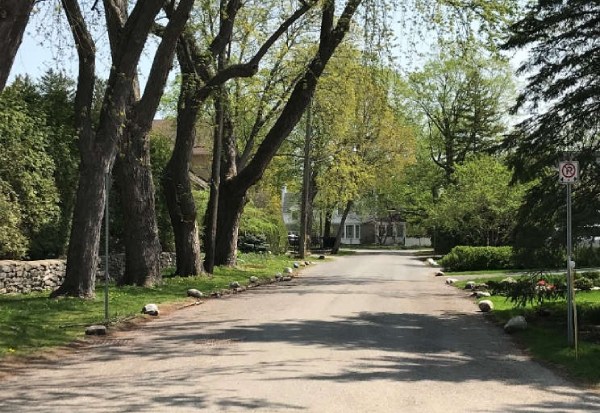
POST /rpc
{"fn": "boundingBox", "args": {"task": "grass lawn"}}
[0,253,306,359]
[454,276,600,384]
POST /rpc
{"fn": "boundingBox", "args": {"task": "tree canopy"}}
[404,41,514,181]
[430,155,528,248]
[503,0,600,261]
[504,0,600,179]
[0,87,60,259]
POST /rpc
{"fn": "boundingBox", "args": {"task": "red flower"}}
[537,280,547,286]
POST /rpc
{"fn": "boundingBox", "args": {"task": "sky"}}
[8,2,528,109]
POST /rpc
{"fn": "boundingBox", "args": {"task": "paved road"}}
[1,251,600,412]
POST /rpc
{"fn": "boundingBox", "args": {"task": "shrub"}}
[0,180,28,258]
[574,277,594,291]
[505,271,565,308]
[575,247,600,268]
[439,246,514,271]
[580,271,600,281]
[513,246,564,270]
[577,304,600,325]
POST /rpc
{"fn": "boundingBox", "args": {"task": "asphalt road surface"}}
[1,250,600,412]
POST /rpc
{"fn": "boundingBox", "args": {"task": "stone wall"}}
[0,253,177,295]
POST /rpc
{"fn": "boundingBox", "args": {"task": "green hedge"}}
[439,246,515,272]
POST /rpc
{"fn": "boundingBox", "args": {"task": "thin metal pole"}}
[104,173,110,324]
[566,182,574,346]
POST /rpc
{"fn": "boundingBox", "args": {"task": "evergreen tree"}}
[504,0,600,264]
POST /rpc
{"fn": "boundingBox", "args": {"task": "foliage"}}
[0,180,28,258]
[311,47,416,217]
[503,1,600,265]
[439,245,514,272]
[150,133,175,252]
[504,0,600,180]
[29,72,79,258]
[239,196,288,255]
[510,174,564,269]
[0,89,60,259]
[574,248,600,269]
[502,271,565,308]
[391,140,445,237]
[0,73,79,259]
[574,277,594,292]
[399,1,519,49]
[430,156,527,249]
[404,41,514,181]
[394,41,517,252]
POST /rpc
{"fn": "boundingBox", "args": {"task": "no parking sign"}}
[559,160,579,183]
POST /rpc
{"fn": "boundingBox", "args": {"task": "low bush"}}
[439,246,514,271]
[575,277,594,291]
[503,271,566,307]
[575,247,600,268]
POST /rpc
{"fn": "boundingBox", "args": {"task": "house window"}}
[387,225,394,236]
[355,225,360,239]
[345,225,354,239]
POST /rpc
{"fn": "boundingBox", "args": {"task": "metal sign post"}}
[104,173,110,325]
[559,160,578,348]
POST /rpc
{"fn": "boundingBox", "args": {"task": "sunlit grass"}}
[0,253,303,358]
[455,275,600,384]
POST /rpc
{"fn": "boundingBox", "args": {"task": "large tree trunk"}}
[109,0,195,285]
[209,100,240,266]
[53,157,110,297]
[54,0,177,297]
[203,86,226,273]
[324,210,332,238]
[213,180,246,266]
[164,0,316,268]
[306,174,318,248]
[163,73,203,276]
[50,0,97,298]
[114,128,161,286]
[332,200,353,254]
[0,0,34,91]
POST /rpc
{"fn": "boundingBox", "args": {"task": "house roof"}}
[152,119,213,182]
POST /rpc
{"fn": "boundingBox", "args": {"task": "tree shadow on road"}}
[2,310,599,412]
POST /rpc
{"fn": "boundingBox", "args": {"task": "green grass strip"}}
[455,275,600,384]
[0,253,303,358]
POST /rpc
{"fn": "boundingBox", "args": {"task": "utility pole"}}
[299,99,312,258]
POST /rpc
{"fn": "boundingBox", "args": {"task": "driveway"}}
[1,250,599,412]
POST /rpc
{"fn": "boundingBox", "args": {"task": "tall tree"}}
[405,42,514,182]
[210,0,363,265]
[430,155,527,247]
[504,0,600,177]
[0,0,35,92]
[3,72,80,258]
[301,49,415,251]
[503,0,600,264]
[105,0,195,287]
[163,0,314,275]
[52,0,193,297]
